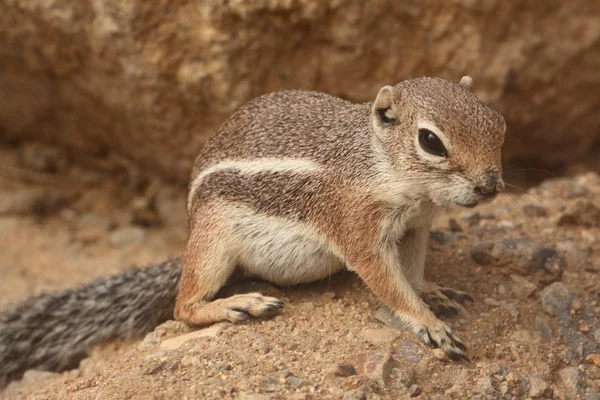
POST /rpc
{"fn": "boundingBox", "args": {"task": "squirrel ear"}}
[459,76,473,90]
[372,85,400,128]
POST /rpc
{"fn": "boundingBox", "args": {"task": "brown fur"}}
[178,76,505,360]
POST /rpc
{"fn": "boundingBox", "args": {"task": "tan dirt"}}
[1,141,599,399]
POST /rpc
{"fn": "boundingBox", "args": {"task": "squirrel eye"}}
[418,128,447,157]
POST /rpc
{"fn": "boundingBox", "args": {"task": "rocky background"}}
[1,0,600,399]
[1,0,600,182]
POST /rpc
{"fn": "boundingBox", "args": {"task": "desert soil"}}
[1,141,599,400]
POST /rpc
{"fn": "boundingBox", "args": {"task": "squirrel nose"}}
[474,171,503,199]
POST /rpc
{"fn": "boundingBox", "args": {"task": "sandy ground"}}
[1,141,600,400]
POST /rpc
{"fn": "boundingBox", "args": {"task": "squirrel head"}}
[371,76,506,209]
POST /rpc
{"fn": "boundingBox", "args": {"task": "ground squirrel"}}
[0,76,506,386]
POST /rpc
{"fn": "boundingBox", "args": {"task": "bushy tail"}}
[0,258,182,387]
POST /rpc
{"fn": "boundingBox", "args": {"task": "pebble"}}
[586,354,600,366]
[343,386,368,400]
[159,324,225,350]
[509,274,537,298]
[535,319,553,341]
[557,367,580,392]
[540,282,575,317]
[108,226,146,247]
[347,350,393,385]
[408,384,421,397]
[528,376,549,398]
[286,376,309,388]
[331,361,357,377]
[510,329,536,343]
[474,376,495,397]
[394,340,427,364]
[483,297,501,307]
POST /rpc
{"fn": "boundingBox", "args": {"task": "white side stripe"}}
[187,158,321,210]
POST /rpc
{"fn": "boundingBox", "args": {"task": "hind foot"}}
[176,292,284,326]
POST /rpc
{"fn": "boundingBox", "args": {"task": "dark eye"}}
[418,129,447,157]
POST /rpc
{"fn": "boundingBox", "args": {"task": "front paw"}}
[413,319,469,362]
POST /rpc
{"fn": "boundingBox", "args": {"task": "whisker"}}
[504,182,547,204]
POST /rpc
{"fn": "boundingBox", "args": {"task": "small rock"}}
[180,355,198,367]
[510,329,535,343]
[331,361,357,377]
[394,340,427,364]
[571,298,583,312]
[470,238,565,277]
[464,212,495,227]
[586,354,600,366]
[522,204,549,218]
[343,386,368,400]
[474,376,496,397]
[535,319,553,341]
[320,291,336,302]
[509,274,537,298]
[448,218,463,232]
[483,297,501,307]
[528,377,549,398]
[347,350,393,385]
[138,331,161,349]
[108,226,146,247]
[540,282,575,317]
[432,348,447,361]
[408,384,421,397]
[558,367,580,391]
[498,284,507,295]
[557,200,600,228]
[430,230,458,245]
[360,327,402,346]
[286,376,309,388]
[159,323,225,350]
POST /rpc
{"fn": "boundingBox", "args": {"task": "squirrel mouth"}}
[456,199,479,208]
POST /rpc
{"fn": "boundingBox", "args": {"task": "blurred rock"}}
[2,1,599,182]
[470,238,565,280]
[557,200,600,228]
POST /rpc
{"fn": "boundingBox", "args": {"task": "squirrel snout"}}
[474,171,504,200]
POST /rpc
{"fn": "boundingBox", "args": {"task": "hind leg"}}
[174,207,284,326]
